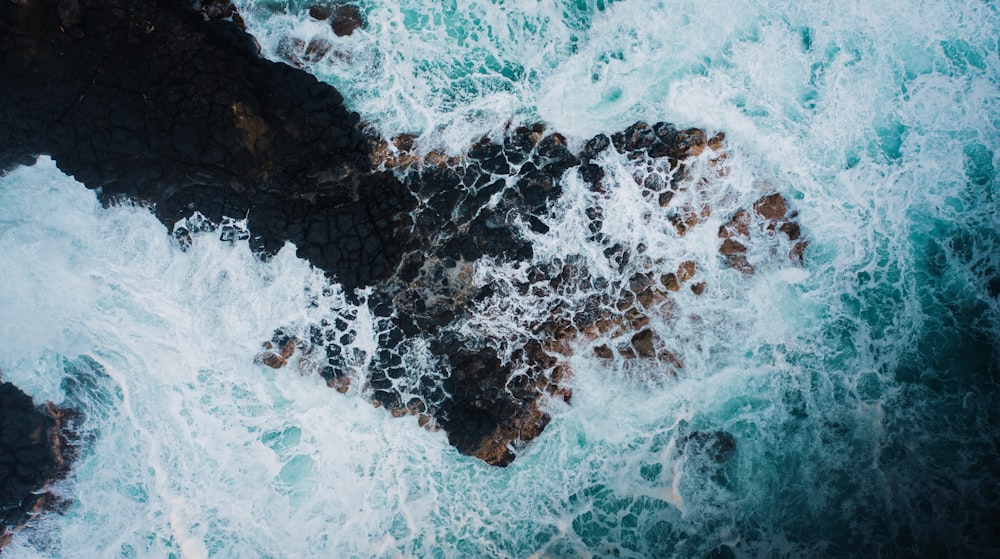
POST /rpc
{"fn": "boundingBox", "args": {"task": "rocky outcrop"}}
[0,378,78,547]
[2,0,806,467]
[259,119,795,465]
[0,0,412,289]
[718,193,806,273]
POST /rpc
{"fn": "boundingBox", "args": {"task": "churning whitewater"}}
[2,0,999,556]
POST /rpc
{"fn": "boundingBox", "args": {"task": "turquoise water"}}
[2,0,999,557]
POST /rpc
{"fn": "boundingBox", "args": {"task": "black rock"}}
[0,381,77,542]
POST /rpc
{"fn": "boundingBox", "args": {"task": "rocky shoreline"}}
[257,120,806,465]
[1,0,806,492]
[0,376,78,545]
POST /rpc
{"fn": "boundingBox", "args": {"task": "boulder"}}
[753,193,787,220]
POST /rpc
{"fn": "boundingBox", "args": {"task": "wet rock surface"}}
[0,0,409,290]
[0,378,78,547]
[264,119,802,465]
[718,193,806,273]
[2,0,807,467]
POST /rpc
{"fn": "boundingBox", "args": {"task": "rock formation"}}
[0,377,78,547]
[260,120,805,465]
[0,0,413,290]
[2,0,807,467]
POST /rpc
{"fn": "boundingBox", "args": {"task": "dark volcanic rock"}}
[0,0,412,290]
[1,0,801,469]
[307,3,365,36]
[330,4,364,36]
[0,380,77,546]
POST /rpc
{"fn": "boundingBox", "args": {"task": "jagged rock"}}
[1,0,412,290]
[198,0,244,29]
[779,221,801,240]
[790,240,809,261]
[256,333,299,369]
[0,379,78,547]
[330,4,364,36]
[594,344,614,359]
[1,0,801,467]
[435,341,562,467]
[661,273,681,292]
[304,39,332,62]
[658,190,674,207]
[630,329,657,358]
[671,206,701,236]
[718,193,806,273]
[677,261,697,282]
[719,209,751,239]
[307,3,365,36]
[753,193,787,220]
[720,238,747,256]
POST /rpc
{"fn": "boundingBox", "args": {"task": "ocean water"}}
[2,0,999,557]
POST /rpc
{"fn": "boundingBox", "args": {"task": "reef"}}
[1,0,806,467]
[0,376,78,547]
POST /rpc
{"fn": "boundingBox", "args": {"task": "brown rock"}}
[790,240,809,262]
[677,260,696,282]
[199,0,245,29]
[725,254,755,274]
[330,377,350,393]
[779,221,801,240]
[719,238,747,255]
[671,210,699,236]
[630,329,657,358]
[661,272,680,292]
[691,282,706,295]
[276,36,306,65]
[393,134,417,152]
[594,344,614,359]
[679,128,707,157]
[424,151,449,166]
[256,336,297,369]
[303,39,332,62]
[707,132,725,151]
[636,287,656,308]
[629,272,654,294]
[719,209,750,238]
[259,352,287,369]
[658,350,684,373]
[658,190,674,207]
[278,337,297,359]
[753,193,787,220]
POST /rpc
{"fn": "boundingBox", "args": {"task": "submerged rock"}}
[679,430,737,463]
[718,193,806,274]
